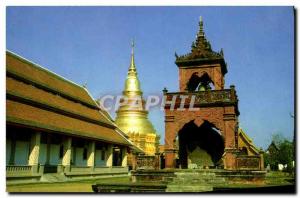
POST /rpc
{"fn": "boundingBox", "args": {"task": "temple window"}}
[186,72,214,91]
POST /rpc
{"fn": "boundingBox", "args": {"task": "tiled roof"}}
[238,128,260,155]
[6,51,132,146]
[7,51,96,107]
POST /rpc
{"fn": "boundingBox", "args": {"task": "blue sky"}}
[6,6,294,149]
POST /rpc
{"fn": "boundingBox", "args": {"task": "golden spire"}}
[115,41,159,155]
[124,40,142,95]
[129,40,135,71]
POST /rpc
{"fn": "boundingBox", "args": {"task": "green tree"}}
[264,133,295,173]
[278,140,294,173]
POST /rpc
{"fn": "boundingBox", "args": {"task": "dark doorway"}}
[178,120,224,169]
[112,147,122,166]
[160,155,165,169]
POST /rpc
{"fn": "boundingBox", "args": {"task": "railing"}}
[236,155,261,170]
[68,166,128,174]
[136,156,158,170]
[6,165,32,172]
[164,87,238,108]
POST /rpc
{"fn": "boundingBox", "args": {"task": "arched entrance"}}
[178,120,224,169]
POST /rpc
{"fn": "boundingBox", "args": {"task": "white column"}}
[106,145,113,167]
[62,137,72,166]
[122,147,128,167]
[87,141,95,167]
[28,132,41,166]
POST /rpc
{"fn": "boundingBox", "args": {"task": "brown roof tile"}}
[6,51,131,146]
[7,100,129,145]
[6,51,95,107]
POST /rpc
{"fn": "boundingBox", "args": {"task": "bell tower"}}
[163,17,240,170]
[176,16,227,92]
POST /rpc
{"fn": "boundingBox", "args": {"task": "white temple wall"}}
[49,144,60,165]
[38,143,47,165]
[95,149,106,166]
[15,141,29,165]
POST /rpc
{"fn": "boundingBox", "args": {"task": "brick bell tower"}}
[163,17,240,170]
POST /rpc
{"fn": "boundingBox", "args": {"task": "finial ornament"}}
[199,16,204,37]
[129,39,136,71]
[131,39,135,54]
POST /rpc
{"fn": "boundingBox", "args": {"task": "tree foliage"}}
[264,134,295,173]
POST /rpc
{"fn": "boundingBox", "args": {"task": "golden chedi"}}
[115,42,160,156]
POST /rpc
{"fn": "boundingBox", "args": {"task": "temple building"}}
[238,128,261,156]
[162,17,264,170]
[6,51,134,182]
[115,43,160,156]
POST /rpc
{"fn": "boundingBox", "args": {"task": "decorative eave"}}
[175,17,228,75]
[238,128,260,155]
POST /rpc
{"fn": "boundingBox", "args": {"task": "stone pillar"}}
[165,149,176,169]
[164,115,176,169]
[121,147,128,167]
[259,150,265,170]
[223,113,237,149]
[87,141,95,167]
[223,149,238,170]
[155,152,160,170]
[223,110,238,170]
[62,137,72,172]
[106,144,113,167]
[28,132,41,173]
[131,152,137,170]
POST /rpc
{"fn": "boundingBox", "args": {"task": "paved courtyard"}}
[6,172,294,193]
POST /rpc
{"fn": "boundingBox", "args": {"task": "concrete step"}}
[171,180,225,185]
[40,173,68,183]
[166,184,213,192]
[168,169,227,190]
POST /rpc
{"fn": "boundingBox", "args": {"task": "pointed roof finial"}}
[124,40,142,94]
[129,39,136,71]
[131,39,135,55]
[199,16,204,37]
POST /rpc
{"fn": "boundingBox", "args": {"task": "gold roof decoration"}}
[124,40,142,95]
[238,128,260,155]
[175,16,227,74]
[115,41,157,136]
[115,41,159,155]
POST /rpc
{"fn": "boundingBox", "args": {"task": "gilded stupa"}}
[115,42,160,156]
